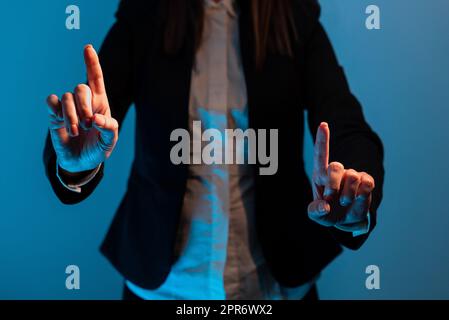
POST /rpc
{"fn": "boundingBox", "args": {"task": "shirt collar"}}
[204,0,237,17]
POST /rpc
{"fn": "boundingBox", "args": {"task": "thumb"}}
[307,199,334,227]
[92,113,119,154]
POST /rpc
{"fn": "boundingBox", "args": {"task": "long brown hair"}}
[163,0,297,68]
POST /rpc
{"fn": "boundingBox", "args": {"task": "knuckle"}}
[328,161,344,173]
[74,84,88,95]
[110,118,119,130]
[345,169,361,184]
[61,92,73,102]
[346,168,358,176]
[361,174,375,189]
[366,180,375,190]
[47,94,57,103]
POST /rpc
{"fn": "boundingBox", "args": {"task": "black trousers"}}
[122,284,319,301]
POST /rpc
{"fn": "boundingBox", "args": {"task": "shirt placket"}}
[207,4,231,296]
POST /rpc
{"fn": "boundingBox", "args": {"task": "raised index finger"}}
[84,44,106,95]
[313,122,330,177]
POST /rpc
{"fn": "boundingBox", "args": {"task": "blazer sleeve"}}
[301,0,385,249]
[43,0,135,205]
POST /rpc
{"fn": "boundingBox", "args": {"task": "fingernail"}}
[356,194,367,201]
[340,196,352,207]
[318,202,328,214]
[323,189,335,201]
[92,114,99,126]
[85,118,92,129]
[71,124,79,137]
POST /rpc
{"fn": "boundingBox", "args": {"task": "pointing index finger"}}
[313,122,330,178]
[84,44,106,95]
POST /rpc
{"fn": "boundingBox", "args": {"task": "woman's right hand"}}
[46,45,119,175]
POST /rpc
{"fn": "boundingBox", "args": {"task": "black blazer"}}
[44,0,384,289]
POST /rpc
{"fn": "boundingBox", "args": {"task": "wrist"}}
[58,166,98,184]
[56,163,103,193]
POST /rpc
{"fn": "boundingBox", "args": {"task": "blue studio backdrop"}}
[1,0,449,299]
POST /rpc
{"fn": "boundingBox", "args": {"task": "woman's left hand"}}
[307,122,375,233]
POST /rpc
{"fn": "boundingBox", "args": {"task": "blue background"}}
[1,0,448,299]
